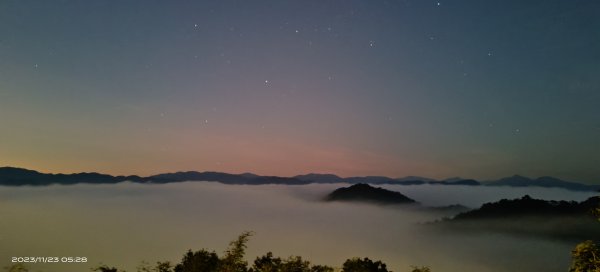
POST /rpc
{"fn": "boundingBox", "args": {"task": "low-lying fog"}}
[0,182,596,272]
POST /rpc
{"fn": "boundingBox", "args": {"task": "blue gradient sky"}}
[1,1,599,182]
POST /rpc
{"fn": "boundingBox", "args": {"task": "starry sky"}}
[1,1,599,183]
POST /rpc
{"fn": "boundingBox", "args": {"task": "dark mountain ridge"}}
[435,195,600,241]
[0,167,144,185]
[452,195,600,220]
[325,183,417,205]
[0,167,598,191]
[0,167,311,186]
[484,174,599,191]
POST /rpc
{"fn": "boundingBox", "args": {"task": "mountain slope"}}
[435,195,600,241]
[0,167,138,185]
[325,183,417,205]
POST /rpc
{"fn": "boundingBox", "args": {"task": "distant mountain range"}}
[0,167,598,191]
[293,173,488,186]
[483,174,599,191]
[0,167,308,186]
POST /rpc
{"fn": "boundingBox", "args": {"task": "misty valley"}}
[1,181,597,272]
[4,0,599,271]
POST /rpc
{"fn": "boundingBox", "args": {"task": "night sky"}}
[1,1,599,183]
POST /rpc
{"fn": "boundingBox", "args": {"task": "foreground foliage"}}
[569,204,600,272]
[86,231,429,272]
[342,257,389,272]
[570,240,600,272]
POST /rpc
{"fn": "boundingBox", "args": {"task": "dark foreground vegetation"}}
[87,214,599,272]
[88,232,430,272]
[5,228,600,272]
[4,232,430,272]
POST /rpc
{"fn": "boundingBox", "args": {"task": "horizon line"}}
[0,165,586,183]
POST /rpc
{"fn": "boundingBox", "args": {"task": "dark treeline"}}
[5,231,600,272]
[90,230,599,272]
[89,232,430,272]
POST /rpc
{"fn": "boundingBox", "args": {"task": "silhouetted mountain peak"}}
[326,183,416,205]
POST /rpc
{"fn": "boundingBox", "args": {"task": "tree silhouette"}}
[174,249,220,272]
[220,231,253,272]
[342,257,389,272]
[137,261,174,272]
[250,252,282,272]
[155,262,174,272]
[172,231,253,272]
[250,252,334,272]
[570,240,600,272]
[569,240,600,272]
[280,256,311,272]
[569,200,600,271]
[309,265,335,272]
[86,232,428,272]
